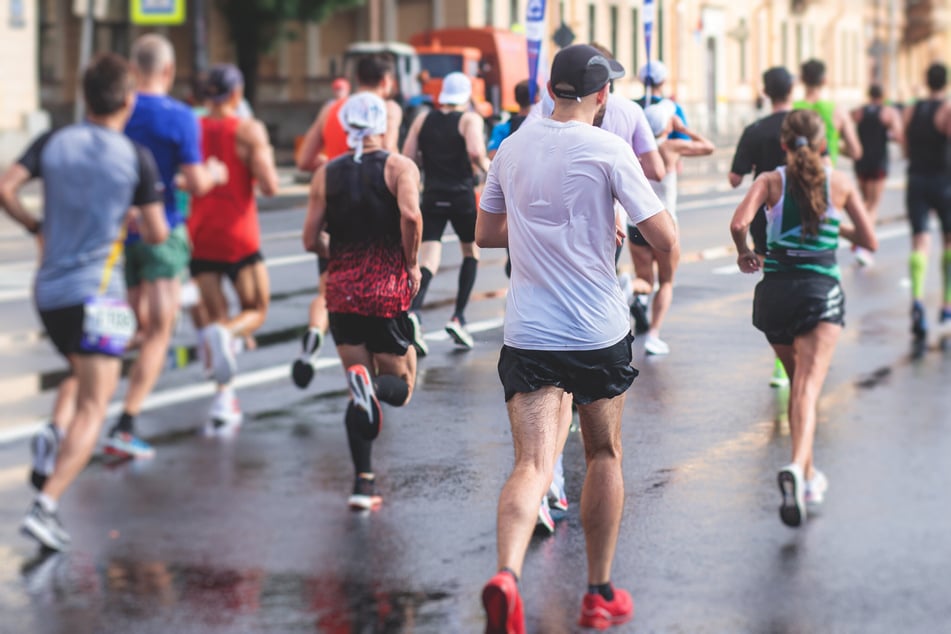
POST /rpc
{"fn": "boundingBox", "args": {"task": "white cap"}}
[638,60,669,86]
[644,99,676,137]
[438,72,472,106]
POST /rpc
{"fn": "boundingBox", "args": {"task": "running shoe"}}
[535,496,555,535]
[578,586,634,629]
[853,246,874,267]
[770,358,789,388]
[21,501,71,552]
[291,328,324,389]
[643,334,670,356]
[630,295,650,335]
[548,479,569,513]
[103,431,156,459]
[203,389,243,437]
[805,468,828,509]
[348,476,383,511]
[30,423,60,491]
[911,300,928,342]
[207,324,237,384]
[407,312,429,357]
[778,463,806,527]
[445,316,474,349]
[482,571,524,634]
[347,365,382,440]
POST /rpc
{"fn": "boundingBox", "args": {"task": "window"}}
[609,5,618,57]
[510,0,519,27]
[588,3,596,43]
[631,8,640,73]
[485,0,494,26]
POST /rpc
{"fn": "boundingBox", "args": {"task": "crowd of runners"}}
[1,32,950,632]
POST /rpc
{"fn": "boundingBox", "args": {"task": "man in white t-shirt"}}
[476,44,676,632]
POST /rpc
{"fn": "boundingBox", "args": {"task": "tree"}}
[218,0,365,104]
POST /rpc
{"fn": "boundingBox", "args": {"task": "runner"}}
[729,109,877,527]
[635,60,689,140]
[292,55,402,387]
[401,71,491,350]
[105,34,222,458]
[301,92,422,511]
[188,64,279,434]
[729,66,796,387]
[850,84,903,267]
[793,58,862,166]
[488,80,537,160]
[628,100,714,355]
[902,62,951,342]
[476,44,676,631]
[0,53,168,550]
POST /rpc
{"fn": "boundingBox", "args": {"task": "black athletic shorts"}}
[39,304,96,358]
[626,224,649,248]
[753,273,845,345]
[422,190,477,243]
[190,251,264,282]
[329,312,414,355]
[497,333,638,404]
[906,173,951,235]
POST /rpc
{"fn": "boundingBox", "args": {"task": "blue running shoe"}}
[103,432,155,459]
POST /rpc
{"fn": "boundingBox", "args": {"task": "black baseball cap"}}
[550,44,625,100]
[204,64,244,103]
[762,66,793,100]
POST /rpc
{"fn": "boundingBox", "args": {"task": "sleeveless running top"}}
[321,98,351,162]
[189,116,259,262]
[418,110,475,194]
[794,99,840,166]
[854,105,888,173]
[907,100,948,176]
[509,114,527,134]
[324,150,411,317]
[764,166,841,280]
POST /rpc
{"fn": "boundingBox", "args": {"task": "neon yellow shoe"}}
[770,357,789,388]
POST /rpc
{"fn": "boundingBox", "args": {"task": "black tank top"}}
[855,105,888,172]
[907,100,948,175]
[325,150,401,249]
[418,110,475,194]
[509,114,527,134]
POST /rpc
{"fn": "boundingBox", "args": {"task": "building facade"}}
[1,0,44,164]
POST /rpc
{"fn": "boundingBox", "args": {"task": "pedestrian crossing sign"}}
[130,0,185,25]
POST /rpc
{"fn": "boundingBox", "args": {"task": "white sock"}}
[37,493,57,513]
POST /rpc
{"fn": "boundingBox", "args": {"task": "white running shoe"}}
[536,496,555,535]
[203,389,243,436]
[445,316,474,349]
[206,324,237,385]
[644,334,670,356]
[805,469,828,509]
[407,312,429,357]
[853,247,874,267]
[778,463,806,527]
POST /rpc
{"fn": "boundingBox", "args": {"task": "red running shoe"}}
[578,586,634,630]
[482,571,524,634]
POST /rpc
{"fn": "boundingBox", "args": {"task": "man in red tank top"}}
[291,56,403,389]
[187,64,280,434]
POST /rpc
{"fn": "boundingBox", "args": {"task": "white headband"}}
[338,92,388,163]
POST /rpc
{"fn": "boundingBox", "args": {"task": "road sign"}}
[130,0,186,25]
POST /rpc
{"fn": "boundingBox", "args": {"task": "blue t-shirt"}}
[124,93,202,235]
[488,120,512,151]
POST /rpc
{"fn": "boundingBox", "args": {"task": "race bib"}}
[80,296,136,356]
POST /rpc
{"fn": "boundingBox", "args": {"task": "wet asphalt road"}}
[1,183,951,633]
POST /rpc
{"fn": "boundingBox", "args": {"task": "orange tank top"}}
[189,116,260,262]
[322,98,350,161]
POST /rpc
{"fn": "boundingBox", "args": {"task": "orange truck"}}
[409,28,528,118]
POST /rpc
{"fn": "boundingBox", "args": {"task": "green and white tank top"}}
[764,166,841,280]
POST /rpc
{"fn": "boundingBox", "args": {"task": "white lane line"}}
[677,194,744,213]
[0,316,505,446]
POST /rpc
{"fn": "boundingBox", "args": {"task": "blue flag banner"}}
[526,0,547,103]
[643,0,655,99]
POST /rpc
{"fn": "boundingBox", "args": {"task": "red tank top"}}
[189,116,260,262]
[322,98,350,161]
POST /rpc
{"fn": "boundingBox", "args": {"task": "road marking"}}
[0,316,505,447]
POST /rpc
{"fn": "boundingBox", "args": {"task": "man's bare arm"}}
[836,106,863,161]
[0,165,42,234]
[297,101,333,172]
[400,111,428,166]
[638,149,666,182]
[241,119,279,196]
[462,112,491,175]
[303,167,329,257]
[384,101,403,153]
[476,209,508,248]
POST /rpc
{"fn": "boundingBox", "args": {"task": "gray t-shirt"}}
[18,122,162,311]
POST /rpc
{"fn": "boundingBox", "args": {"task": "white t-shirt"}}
[529,93,657,157]
[481,118,665,350]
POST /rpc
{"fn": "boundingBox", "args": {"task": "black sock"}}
[374,375,409,406]
[500,567,519,584]
[454,257,478,320]
[344,403,373,473]
[114,412,135,435]
[410,267,434,312]
[588,583,614,601]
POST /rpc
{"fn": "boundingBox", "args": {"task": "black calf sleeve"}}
[410,267,434,312]
[454,256,478,320]
[345,402,373,474]
[374,375,409,406]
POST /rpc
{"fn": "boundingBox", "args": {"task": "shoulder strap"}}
[98,225,127,295]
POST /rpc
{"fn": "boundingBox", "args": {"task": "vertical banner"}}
[643,0,655,101]
[525,0,547,103]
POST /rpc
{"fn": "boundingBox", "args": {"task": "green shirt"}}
[793,98,840,166]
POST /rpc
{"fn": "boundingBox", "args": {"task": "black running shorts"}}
[190,251,264,282]
[626,224,649,248]
[497,333,638,404]
[422,190,477,243]
[906,173,951,236]
[329,312,414,355]
[38,304,96,358]
[753,273,845,345]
